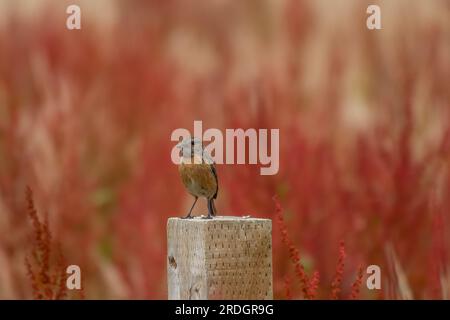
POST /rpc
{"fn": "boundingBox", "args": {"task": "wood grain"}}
[167,216,273,300]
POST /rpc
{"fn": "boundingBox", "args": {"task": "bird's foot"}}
[181,214,194,219]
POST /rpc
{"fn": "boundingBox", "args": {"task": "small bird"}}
[177,137,218,219]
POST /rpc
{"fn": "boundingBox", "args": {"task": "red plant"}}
[24,186,68,300]
[0,1,448,300]
[308,271,320,299]
[349,265,364,300]
[275,197,365,300]
[274,195,314,299]
[330,241,346,300]
[283,275,292,300]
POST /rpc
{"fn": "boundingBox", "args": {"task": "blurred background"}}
[0,0,449,299]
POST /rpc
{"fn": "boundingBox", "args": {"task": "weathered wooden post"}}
[167,216,272,300]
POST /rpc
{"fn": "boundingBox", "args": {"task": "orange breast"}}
[179,156,217,199]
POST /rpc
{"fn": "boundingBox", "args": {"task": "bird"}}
[176,137,218,219]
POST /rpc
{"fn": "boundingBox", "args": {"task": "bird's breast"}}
[179,159,217,198]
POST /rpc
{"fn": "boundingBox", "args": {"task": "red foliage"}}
[275,197,363,299]
[283,275,292,300]
[24,187,68,300]
[0,1,448,299]
[308,271,320,299]
[330,241,346,300]
[349,265,364,300]
[274,195,313,299]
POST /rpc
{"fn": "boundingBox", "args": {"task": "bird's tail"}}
[208,199,217,216]
[210,198,217,216]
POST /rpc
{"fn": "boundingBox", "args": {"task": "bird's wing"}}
[210,163,218,199]
[202,149,218,199]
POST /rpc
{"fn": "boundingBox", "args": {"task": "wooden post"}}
[167,216,272,300]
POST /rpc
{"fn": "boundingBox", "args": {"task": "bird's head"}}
[176,137,203,157]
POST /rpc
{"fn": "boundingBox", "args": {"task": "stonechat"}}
[176,137,218,219]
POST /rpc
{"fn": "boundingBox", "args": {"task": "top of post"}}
[168,215,271,223]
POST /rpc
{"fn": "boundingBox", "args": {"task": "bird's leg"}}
[182,196,198,219]
[204,198,214,219]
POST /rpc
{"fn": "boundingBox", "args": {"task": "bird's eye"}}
[191,141,195,145]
